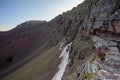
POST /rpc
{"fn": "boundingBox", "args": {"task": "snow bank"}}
[52,42,72,80]
[59,42,64,51]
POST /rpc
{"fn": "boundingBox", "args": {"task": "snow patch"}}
[52,42,72,80]
[59,42,64,51]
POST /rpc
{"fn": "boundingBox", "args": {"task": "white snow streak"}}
[52,42,72,80]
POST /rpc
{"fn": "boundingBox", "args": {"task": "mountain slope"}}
[0,20,61,78]
[2,45,60,80]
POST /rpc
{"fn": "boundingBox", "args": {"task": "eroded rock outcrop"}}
[55,0,120,80]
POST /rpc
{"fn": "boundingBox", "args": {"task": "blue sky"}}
[0,0,84,31]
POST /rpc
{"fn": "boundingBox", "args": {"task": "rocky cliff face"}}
[52,0,120,80]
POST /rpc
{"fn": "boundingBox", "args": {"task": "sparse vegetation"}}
[84,73,93,80]
[90,55,98,63]
[6,56,13,63]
